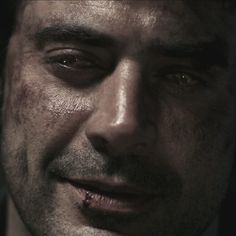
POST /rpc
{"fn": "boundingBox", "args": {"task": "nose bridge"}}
[109,58,141,129]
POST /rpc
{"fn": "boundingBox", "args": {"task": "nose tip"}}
[85,105,144,155]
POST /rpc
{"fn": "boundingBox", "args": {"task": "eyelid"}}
[45,47,99,60]
[157,65,209,82]
[44,48,102,68]
[42,48,109,88]
[148,64,211,93]
[157,64,201,74]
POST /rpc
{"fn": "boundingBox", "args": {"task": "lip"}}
[66,178,158,215]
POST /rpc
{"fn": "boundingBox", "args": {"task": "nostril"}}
[89,135,108,153]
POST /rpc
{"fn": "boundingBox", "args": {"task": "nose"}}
[85,58,155,156]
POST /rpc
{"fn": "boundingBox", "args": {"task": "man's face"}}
[2,1,236,236]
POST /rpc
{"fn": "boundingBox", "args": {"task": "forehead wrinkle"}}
[17,0,227,31]
[20,1,124,36]
[19,0,227,52]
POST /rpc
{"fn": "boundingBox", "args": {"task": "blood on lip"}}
[67,180,158,213]
[83,191,93,207]
[77,185,154,213]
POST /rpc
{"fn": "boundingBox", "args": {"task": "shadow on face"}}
[1,1,236,236]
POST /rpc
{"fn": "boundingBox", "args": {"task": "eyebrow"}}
[33,25,117,49]
[32,24,228,68]
[150,37,229,68]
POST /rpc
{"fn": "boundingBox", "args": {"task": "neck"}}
[6,198,31,236]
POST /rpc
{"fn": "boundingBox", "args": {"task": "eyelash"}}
[163,71,205,86]
[148,67,209,96]
[45,49,100,69]
[44,48,107,87]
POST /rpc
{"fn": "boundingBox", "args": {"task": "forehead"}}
[19,0,225,46]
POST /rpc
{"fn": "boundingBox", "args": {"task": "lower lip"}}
[68,183,156,215]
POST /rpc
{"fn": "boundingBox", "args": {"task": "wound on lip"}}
[83,192,93,207]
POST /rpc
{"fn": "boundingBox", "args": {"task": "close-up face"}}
[1,0,236,236]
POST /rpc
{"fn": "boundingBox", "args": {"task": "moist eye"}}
[44,47,102,71]
[164,72,200,87]
[47,54,97,69]
[44,49,107,87]
[148,67,210,98]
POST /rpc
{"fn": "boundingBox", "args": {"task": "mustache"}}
[45,144,182,197]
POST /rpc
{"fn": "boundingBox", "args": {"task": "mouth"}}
[66,178,158,215]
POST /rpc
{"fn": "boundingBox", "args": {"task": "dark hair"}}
[0,0,21,70]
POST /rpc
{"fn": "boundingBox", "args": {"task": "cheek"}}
[2,65,95,181]
[155,96,235,180]
[153,97,235,224]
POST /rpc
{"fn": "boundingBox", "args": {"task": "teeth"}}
[83,192,92,207]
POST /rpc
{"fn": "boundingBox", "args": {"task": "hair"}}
[0,0,21,70]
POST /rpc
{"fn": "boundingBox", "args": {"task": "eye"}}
[149,67,209,97]
[44,49,107,87]
[164,72,200,87]
[46,49,99,70]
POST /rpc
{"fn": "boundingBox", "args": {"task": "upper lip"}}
[67,178,157,197]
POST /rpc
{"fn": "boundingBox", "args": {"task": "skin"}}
[1,0,236,235]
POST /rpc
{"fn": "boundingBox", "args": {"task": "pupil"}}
[63,56,76,65]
